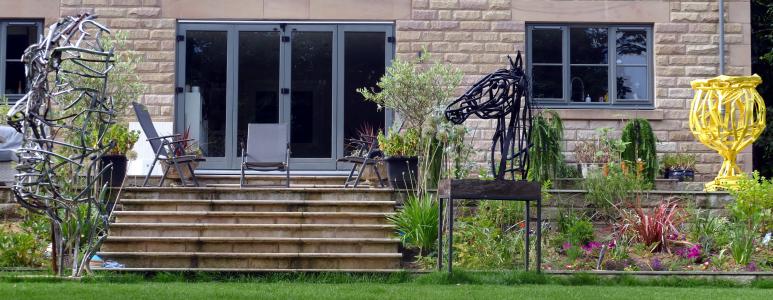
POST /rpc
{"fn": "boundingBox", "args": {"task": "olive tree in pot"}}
[358,50,462,193]
[377,128,419,189]
[96,124,139,187]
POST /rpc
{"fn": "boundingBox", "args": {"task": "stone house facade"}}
[0,0,754,179]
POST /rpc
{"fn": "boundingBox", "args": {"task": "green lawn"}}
[1,281,772,300]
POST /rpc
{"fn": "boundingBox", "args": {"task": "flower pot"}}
[100,154,128,187]
[361,160,387,185]
[163,161,199,181]
[384,156,418,189]
[666,168,694,182]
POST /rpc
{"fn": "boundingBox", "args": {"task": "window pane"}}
[532,65,562,99]
[291,31,333,158]
[570,66,608,102]
[616,66,648,100]
[4,62,25,94]
[185,31,228,158]
[344,31,385,150]
[616,30,647,65]
[5,25,37,60]
[532,28,562,64]
[237,31,280,154]
[570,27,608,64]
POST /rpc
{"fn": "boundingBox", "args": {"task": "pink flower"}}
[563,242,572,250]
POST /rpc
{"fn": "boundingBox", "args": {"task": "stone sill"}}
[545,109,665,121]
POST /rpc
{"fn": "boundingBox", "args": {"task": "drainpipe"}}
[719,0,725,74]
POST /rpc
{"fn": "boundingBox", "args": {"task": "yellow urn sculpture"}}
[689,74,766,191]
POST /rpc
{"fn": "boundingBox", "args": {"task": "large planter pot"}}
[361,160,387,185]
[384,156,418,189]
[100,154,128,187]
[163,161,199,181]
[665,168,694,182]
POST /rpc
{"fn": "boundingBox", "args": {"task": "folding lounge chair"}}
[240,123,291,187]
[337,134,385,188]
[132,102,204,187]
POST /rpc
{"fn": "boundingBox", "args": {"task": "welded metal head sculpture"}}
[7,14,116,276]
[445,52,533,180]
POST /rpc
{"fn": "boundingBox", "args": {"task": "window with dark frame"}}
[1,21,42,102]
[527,24,653,108]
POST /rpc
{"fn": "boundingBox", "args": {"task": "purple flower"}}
[581,241,603,253]
[746,262,758,272]
[651,258,662,271]
[608,240,617,249]
[563,242,572,251]
[686,244,701,259]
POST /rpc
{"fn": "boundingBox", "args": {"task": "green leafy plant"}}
[727,171,773,231]
[556,210,595,261]
[583,164,648,214]
[0,96,9,125]
[453,219,524,269]
[97,124,140,156]
[0,212,50,268]
[528,110,564,184]
[687,208,730,253]
[377,128,419,157]
[621,118,657,184]
[729,223,756,266]
[388,194,439,256]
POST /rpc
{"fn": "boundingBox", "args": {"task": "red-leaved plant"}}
[620,197,685,252]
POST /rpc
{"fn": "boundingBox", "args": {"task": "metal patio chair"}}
[337,134,385,188]
[132,102,204,187]
[240,123,291,187]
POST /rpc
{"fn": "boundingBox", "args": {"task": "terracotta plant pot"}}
[163,161,199,181]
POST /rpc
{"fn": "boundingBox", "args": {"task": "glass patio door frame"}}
[175,22,394,170]
[335,24,395,170]
[284,24,338,170]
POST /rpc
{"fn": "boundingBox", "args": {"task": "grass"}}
[0,271,771,300]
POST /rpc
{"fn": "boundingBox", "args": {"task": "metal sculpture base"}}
[436,179,542,273]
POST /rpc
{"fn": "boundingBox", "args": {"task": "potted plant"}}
[661,154,696,182]
[378,128,419,189]
[164,126,203,180]
[575,140,601,178]
[98,124,140,187]
[358,49,462,194]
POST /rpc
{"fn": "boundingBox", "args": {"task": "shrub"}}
[0,213,50,268]
[727,171,773,231]
[389,194,439,255]
[453,219,524,269]
[621,118,657,184]
[528,110,564,184]
[557,210,595,246]
[687,208,730,253]
[583,165,648,215]
[621,199,684,252]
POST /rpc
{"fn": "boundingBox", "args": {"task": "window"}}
[0,21,42,102]
[527,24,653,108]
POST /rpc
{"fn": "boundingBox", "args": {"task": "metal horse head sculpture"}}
[445,52,533,181]
[7,14,116,276]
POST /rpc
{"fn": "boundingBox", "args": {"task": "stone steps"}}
[95,251,402,269]
[125,175,366,188]
[99,186,403,272]
[101,237,400,253]
[113,211,394,224]
[119,199,397,213]
[109,223,396,238]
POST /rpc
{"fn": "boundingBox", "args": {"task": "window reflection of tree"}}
[571,28,608,63]
[616,31,647,57]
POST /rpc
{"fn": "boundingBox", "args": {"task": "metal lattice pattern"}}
[689,74,767,191]
[7,14,116,276]
[444,52,533,181]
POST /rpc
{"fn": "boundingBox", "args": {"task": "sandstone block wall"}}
[0,0,754,179]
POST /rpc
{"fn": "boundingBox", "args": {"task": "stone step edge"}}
[93,267,404,272]
[109,223,396,229]
[113,211,395,217]
[119,199,397,205]
[122,187,396,193]
[97,252,402,258]
[105,237,400,243]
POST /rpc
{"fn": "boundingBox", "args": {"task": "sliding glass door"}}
[176,22,393,170]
